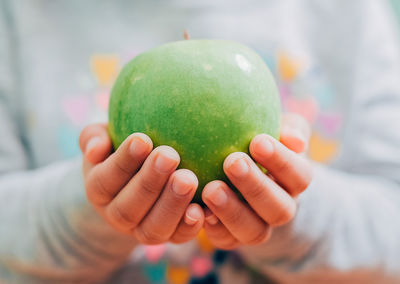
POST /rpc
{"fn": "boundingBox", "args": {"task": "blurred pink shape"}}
[95,91,110,111]
[190,256,212,278]
[279,84,291,102]
[145,244,166,263]
[285,96,319,124]
[62,96,90,126]
[121,50,141,64]
[319,112,343,135]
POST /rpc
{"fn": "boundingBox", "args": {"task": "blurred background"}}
[392,0,400,24]
[0,1,399,284]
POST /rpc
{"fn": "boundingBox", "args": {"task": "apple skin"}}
[108,39,281,203]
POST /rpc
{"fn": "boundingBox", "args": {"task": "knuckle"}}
[245,225,271,245]
[108,203,137,227]
[274,156,292,174]
[86,171,113,206]
[297,176,311,194]
[139,177,162,196]
[161,201,184,217]
[222,207,243,227]
[112,156,132,177]
[298,161,313,193]
[170,227,197,244]
[270,202,296,226]
[247,177,268,201]
[205,223,229,239]
[135,227,167,245]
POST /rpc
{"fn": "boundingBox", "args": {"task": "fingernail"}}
[289,129,306,145]
[129,137,148,156]
[155,151,178,173]
[282,124,306,140]
[172,177,192,196]
[254,135,274,157]
[227,156,249,178]
[205,214,219,225]
[205,186,227,207]
[285,129,306,152]
[185,210,199,225]
[85,137,101,155]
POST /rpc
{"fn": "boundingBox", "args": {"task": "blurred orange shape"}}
[197,229,214,253]
[167,266,190,284]
[309,132,339,163]
[278,52,300,81]
[90,54,120,86]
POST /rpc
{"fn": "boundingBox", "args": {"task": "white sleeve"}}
[238,0,400,282]
[0,5,136,284]
[0,160,136,284]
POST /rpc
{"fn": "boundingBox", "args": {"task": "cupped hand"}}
[79,124,204,245]
[202,113,313,249]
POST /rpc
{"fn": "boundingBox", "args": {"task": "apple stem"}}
[184,30,190,40]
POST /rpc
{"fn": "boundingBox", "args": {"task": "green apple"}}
[108,39,281,202]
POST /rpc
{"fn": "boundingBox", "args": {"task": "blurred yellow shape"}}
[167,266,190,284]
[278,52,300,81]
[90,54,120,86]
[197,228,214,253]
[309,132,339,163]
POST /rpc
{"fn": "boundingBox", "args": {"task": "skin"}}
[79,113,312,248]
[202,113,312,249]
[79,126,205,245]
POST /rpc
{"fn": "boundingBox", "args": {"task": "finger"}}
[79,123,112,165]
[105,146,180,232]
[280,113,311,153]
[203,209,240,250]
[135,169,198,244]
[249,134,312,196]
[223,153,297,226]
[85,133,153,206]
[202,181,271,244]
[170,204,204,244]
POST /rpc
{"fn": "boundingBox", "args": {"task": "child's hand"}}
[202,114,312,249]
[79,124,204,245]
